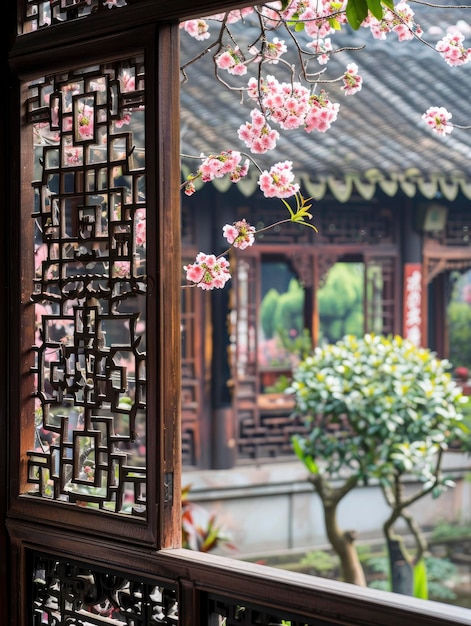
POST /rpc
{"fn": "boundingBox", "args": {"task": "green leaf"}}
[366,0,383,20]
[346,0,369,30]
[413,559,428,599]
[382,0,395,9]
[292,436,319,473]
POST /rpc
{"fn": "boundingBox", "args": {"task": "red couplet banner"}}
[403,263,422,347]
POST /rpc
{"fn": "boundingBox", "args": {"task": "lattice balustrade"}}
[26,57,148,515]
[20,0,136,33]
[32,554,178,625]
[207,594,328,626]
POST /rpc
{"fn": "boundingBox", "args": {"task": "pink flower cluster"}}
[258,161,300,199]
[305,90,340,133]
[282,0,347,39]
[184,253,231,290]
[422,106,453,136]
[180,19,210,41]
[206,8,254,24]
[365,2,422,42]
[436,32,471,67]
[77,105,94,140]
[199,151,249,182]
[120,71,136,93]
[246,76,339,136]
[222,219,255,250]
[113,261,131,278]
[135,209,146,247]
[184,151,250,195]
[180,8,254,41]
[238,109,280,154]
[264,37,287,64]
[342,63,363,96]
[306,37,333,65]
[216,47,247,76]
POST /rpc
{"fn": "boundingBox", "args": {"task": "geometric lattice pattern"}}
[208,594,323,626]
[20,0,129,34]
[26,57,148,515]
[32,554,179,625]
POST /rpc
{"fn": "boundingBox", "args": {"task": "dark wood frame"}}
[2,1,471,624]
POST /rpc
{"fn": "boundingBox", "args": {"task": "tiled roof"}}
[180,2,471,200]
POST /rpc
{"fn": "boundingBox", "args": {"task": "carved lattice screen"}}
[25,57,148,516]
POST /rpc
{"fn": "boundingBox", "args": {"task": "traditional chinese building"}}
[179,8,471,471]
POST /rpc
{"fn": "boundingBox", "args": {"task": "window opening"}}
[318,262,364,345]
[259,257,308,393]
[447,269,471,372]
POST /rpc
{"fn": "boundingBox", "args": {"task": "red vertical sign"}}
[403,263,422,346]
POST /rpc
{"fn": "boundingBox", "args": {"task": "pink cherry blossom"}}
[103,0,126,8]
[77,104,94,140]
[222,219,255,250]
[113,261,131,278]
[306,37,333,65]
[258,161,300,199]
[120,71,135,92]
[216,47,247,76]
[297,1,347,40]
[184,181,196,196]
[135,219,146,247]
[305,90,339,133]
[180,19,210,41]
[422,106,453,135]
[364,2,422,42]
[208,8,254,24]
[436,32,471,66]
[184,253,231,290]
[115,113,131,128]
[245,76,339,136]
[342,63,363,96]
[238,109,280,153]
[264,37,287,64]
[198,151,250,182]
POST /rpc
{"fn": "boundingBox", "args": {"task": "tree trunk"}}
[309,474,366,586]
[323,501,367,586]
[387,538,413,596]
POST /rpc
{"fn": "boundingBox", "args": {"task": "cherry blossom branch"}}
[182,192,316,290]
[179,2,471,291]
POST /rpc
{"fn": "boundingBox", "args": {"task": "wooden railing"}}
[14,515,471,626]
[163,549,471,626]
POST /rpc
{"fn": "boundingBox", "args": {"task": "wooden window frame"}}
[2,2,471,624]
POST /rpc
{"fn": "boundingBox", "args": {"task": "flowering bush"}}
[289,333,469,591]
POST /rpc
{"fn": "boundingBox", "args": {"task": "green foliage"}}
[182,485,235,553]
[264,374,292,394]
[363,551,456,601]
[260,278,304,339]
[276,327,312,360]
[300,550,339,575]
[318,263,364,344]
[272,279,305,337]
[413,558,428,600]
[425,556,458,601]
[345,0,393,29]
[448,301,471,370]
[430,520,471,542]
[260,288,280,339]
[289,334,468,487]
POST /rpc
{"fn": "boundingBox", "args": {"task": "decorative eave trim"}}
[180,163,471,202]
